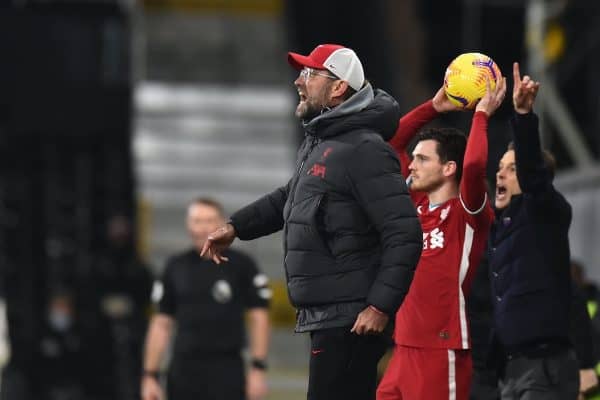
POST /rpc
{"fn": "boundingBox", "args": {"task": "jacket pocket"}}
[288,193,323,225]
[286,193,332,256]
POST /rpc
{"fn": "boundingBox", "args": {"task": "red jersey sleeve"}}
[459,111,489,214]
[390,100,439,178]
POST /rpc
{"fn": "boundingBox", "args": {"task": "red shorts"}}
[377,345,472,400]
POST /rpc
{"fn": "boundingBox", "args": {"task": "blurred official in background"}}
[141,198,270,400]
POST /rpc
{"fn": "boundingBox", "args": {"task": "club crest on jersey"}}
[440,205,451,221]
[320,147,333,161]
[308,163,326,179]
[423,228,445,250]
[212,280,233,303]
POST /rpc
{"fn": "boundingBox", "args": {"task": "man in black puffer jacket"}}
[202,44,422,400]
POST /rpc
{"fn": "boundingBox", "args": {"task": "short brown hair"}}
[507,142,556,180]
[190,197,225,216]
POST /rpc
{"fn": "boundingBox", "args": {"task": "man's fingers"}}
[200,239,211,257]
[215,255,229,264]
[350,319,358,333]
[531,81,540,90]
[515,84,524,97]
[491,76,501,98]
[496,77,507,103]
[485,76,492,95]
[513,62,521,88]
[513,62,520,82]
[525,80,535,90]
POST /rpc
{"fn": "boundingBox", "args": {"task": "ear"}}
[442,161,457,178]
[329,80,350,100]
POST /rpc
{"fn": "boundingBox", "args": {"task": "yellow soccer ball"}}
[444,52,501,109]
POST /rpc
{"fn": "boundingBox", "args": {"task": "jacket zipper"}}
[283,136,320,302]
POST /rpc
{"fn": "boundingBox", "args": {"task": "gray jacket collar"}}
[302,83,375,133]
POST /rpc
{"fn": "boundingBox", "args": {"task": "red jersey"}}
[390,101,494,350]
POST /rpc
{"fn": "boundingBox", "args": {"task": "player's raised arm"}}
[460,76,506,212]
[390,86,464,179]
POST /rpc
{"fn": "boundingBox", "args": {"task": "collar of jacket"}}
[301,83,400,141]
[302,83,374,132]
[494,193,524,220]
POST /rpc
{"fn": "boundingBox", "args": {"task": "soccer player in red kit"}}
[377,77,506,400]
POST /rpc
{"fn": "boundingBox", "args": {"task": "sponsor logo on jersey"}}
[423,228,445,250]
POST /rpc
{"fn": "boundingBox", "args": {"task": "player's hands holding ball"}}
[475,74,507,117]
[432,85,464,113]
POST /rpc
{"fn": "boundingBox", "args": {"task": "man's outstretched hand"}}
[200,224,236,264]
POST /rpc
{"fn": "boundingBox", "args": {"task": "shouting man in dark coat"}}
[202,44,422,400]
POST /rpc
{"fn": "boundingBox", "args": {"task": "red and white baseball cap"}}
[288,44,365,91]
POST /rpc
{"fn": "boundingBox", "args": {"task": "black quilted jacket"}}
[231,84,422,332]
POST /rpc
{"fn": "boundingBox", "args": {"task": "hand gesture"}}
[475,75,507,117]
[141,376,163,400]
[512,62,540,114]
[432,86,463,113]
[350,306,389,335]
[200,224,236,264]
[246,369,268,400]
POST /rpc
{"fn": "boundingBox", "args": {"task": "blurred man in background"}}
[35,288,85,400]
[488,63,579,399]
[202,44,422,400]
[1,286,86,400]
[141,198,270,400]
[79,215,154,400]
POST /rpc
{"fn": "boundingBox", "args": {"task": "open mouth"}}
[496,184,507,200]
[298,92,307,102]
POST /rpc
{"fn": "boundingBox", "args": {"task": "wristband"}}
[250,358,268,371]
[226,220,237,232]
[143,370,160,380]
[368,305,386,316]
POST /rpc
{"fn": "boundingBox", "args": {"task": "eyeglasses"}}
[299,67,338,81]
